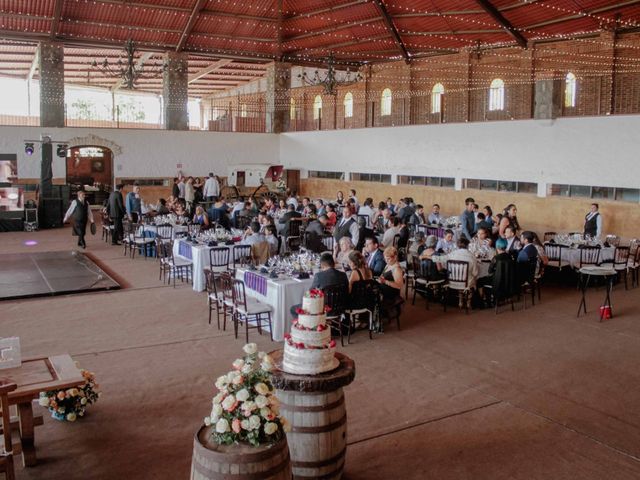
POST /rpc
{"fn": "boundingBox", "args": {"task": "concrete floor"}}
[2,226,640,480]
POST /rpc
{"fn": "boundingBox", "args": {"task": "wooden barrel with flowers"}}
[269,350,356,480]
[190,425,292,480]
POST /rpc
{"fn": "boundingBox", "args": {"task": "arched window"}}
[381,88,392,116]
[240,103,247,118]
[431,83,444,114]
[290,97,296,120]
[313,95,322,120]
[343,92,353,118]
[565,72,577,108]
[489,78,505,111]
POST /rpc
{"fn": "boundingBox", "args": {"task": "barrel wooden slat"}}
[277,389,348,480]
[190,425,292,480]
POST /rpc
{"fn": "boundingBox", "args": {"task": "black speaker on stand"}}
[39,198,63,228]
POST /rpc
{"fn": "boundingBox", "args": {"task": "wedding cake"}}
[282,289,339,375]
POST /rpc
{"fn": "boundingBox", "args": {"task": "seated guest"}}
[192,205,210,227]
[363,236,386,277]
[475,212,492,231]
[483,205,495,226]
[531,232,549,272]
[264,225,279,257]
[410,204,426,226]
[517,230,538,283]
[356,216,373,251]
[499,204,520,238]
[264,197,277,216]
[504,226,521,259]
[488,238,518,305]
[408,231,426,264]
[386,197,396,215]
[397,218,410,250]
[378,246,405,306]
[325,203,337,228]
[347,250,373,293]
[428,204,442,225]
[336,237,355,271]
[242,221,265,246]
[156,198,170,215]
[278,203,302,237]
[311,253,349,291]
[381,216,401,248]
[358,198,375,224]
[230,197,245,226]
[373,201,386,227]
[298,197,312,216]
[207,196,230,229]
[471,227,493,252]
[315,199,326,217]
[418,235,446,281]
[276,199,287,217]
[305,214,328,253]
[396,198,414,224]
[335,190,345,206]
[174,200,187,218]
[448,237,479,289]
[286,190,298,209]
[436,229,456,253]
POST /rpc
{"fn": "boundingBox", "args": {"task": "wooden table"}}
[1,354,84,467]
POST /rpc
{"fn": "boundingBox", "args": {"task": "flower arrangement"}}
[205,343,289,447]
[38,369,100,422]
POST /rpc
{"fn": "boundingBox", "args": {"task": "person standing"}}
[333,205,359,254]
[63,189,94,249]
[108,184,125,245]
[459,197,476,240]
[172,177,180,199]
[126,183,142,223]
[184,177,195,212]
[203,172,220,202]
[583,203,602,238]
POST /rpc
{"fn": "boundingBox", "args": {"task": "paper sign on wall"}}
[0,337,21,369]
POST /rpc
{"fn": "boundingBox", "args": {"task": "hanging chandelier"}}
[297,54,363,96]
[90,39,168,90]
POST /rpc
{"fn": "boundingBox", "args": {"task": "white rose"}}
[258,351,266,359]
[80,397,87,405]
[211,404,223,416]
[232,359,245,370]
[255,395,268,409]
[242,400,256,415]
[254,383,270,395]
[249,415,261,430]
[243,343,258,355]
[260,361,273,372]
[264,422,278,435]
[240,419,250,430]
[38,396,50,407]
[221,395,237,412]
[241,364,253,375]
[260,407,272,419]
[66,413,77,422]
[215,375,228,390]
[213,392,225,404]
[215,418,230,433]
[204,417,212,426]
[226,371,239,382]
[236,388,250,402]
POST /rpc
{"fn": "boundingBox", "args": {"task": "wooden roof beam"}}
[284,17,381,43]
[285,1,367,20]
[474,0,527,48]
[523,0,640,31]
[27,47,39,81]
[51,0,64,39]
[200,10,278,23]
[177,0,208,52]
[188,59,233,84]
[371,0,411,63]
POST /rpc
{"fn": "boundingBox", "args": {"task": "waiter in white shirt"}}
[63,189,94,249]
[203,173,220,202]
[583,203,602,238]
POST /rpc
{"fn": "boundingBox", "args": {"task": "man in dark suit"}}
[291,253,348,318]
[356,216,374,251]
[304,215,328,253]
[278,203,302,238]
[363,236,386,277]
[108,183,125,245]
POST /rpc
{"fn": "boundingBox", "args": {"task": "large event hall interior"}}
[1,0,640,479]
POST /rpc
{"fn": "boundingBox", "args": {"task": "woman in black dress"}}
[63,189,95,249]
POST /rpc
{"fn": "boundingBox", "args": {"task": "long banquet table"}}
[173,239,242,292]
[235,268,313,341]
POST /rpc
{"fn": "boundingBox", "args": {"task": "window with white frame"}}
[313,95,322,120]
[489,78,505,111]
[381,88,392,116]
[343,92,353,118]
[565,72,577,108]
[431,83,444,114]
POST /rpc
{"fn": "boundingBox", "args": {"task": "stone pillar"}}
[265,62,291,133]
[39,41,65,128]
[163,52,189,130]
[534,79,562,120]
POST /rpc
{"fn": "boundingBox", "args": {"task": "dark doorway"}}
[66,145,113,206]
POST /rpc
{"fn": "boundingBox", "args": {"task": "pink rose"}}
[232,418,241,433]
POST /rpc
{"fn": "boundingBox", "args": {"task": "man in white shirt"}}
[428,204,443,225]
[357,198,375,226]
[448,237,479,288]
[241,222,265,247]
[436,229,456,253]
[203,173,220,201]
[583,203,603,238]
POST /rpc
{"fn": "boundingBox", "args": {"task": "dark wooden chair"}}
[323,284,349,346]
[611,246,630,290]
[344,280,383,341]
[232,245,252,273]
[578,245,601,269]
[205,270,225,329]
[0,379,17,480]
[155,238,192,287]
[411,257,446,310]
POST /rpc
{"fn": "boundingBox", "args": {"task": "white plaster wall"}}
[0,126,280,180]
[280,115,640,190]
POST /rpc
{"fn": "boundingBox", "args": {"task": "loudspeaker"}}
[39,198,63,229]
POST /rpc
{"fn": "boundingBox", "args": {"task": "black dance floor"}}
[0,251,120,300]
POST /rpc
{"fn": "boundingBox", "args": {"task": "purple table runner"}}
[244,271,268,296]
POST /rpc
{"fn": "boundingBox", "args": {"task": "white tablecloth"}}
[564,246,615,269]
[173,240,242,292]
[142,224,188,239]
[235,268,313,341]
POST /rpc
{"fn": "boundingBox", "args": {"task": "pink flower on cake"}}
[295,307,306,315]
[329,340,336,348]
[307,289,324,298]
[317,324,326,332]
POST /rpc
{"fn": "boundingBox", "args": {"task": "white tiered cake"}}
[282,289,339,375]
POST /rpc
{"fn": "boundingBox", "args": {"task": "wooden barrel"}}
[190,425,292,480]
[277,388,347,480]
